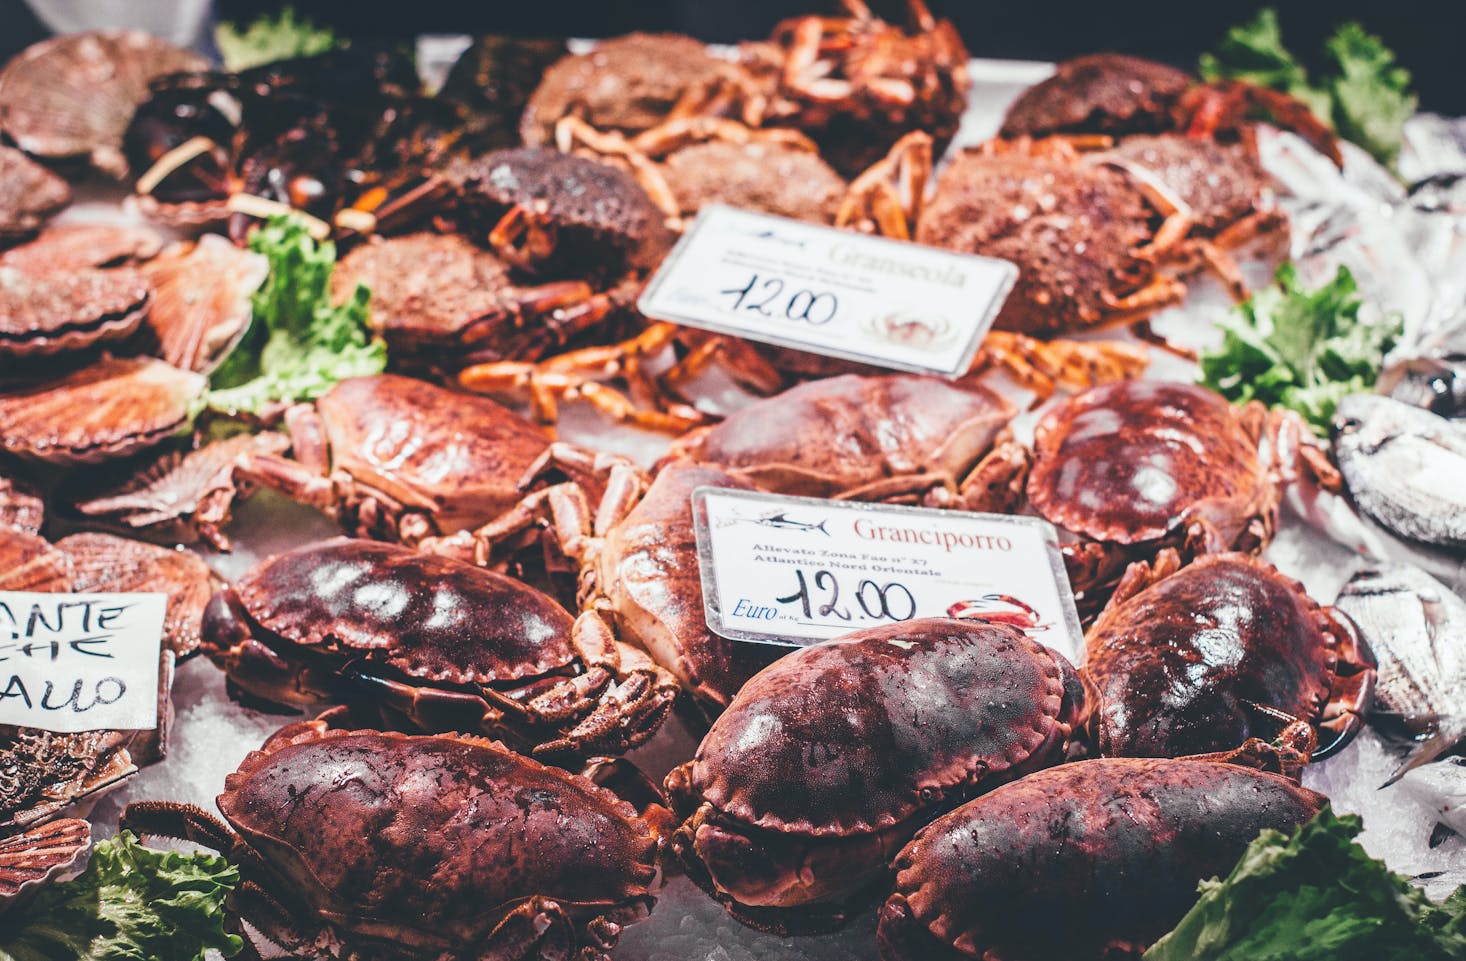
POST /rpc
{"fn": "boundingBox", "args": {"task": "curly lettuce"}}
[215,6,341,72]
[200,215,385,420]
[0,831,241,961]
[1145,807,1466,961]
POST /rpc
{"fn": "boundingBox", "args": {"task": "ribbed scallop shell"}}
[0,473,44,535]
[0,356,204,464]
[0,223,164,275]
[58,532,214,657]
[0,265,150,358]
[139,236,267,372]
[0,31,207,175]
[0,818,91,908]
[0,526,73,592]
[0,146,70,242]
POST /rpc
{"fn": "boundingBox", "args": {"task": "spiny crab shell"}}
[998,53,1193,139]
[666,618,1084,933]
[1084,551,1375,761]
[878,756,1326,961]
[203,538,675,757]
[203,724,662,960]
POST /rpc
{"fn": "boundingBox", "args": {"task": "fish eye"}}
[1336,417,1362,434]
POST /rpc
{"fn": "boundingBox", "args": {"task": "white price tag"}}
[0,592,165,733]
[693,488,1083,663]
[638,205,1017,376]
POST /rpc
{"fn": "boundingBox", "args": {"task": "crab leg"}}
[836,130,932,238]
[556,117,681,222]
[488,202,558,271]
[971,330,1150,402]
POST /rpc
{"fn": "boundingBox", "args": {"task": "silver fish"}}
[1334,394,1466,550]
[1399,756,1466,838]
[1378,354,1466,419]
[1335,562,1466,784]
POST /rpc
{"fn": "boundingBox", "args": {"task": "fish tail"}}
[1382,729,1463,787]
[816,521,830,535]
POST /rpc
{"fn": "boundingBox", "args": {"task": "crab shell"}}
[0,356,203,465]
[315,374,553,537]
[218,725,660,959]
[443,147,674,278]
[591,461,783,717]
[1084,552,1375,761]
[878,756,1325,961]
[667,374,1015,498]
[666,619,1084,933]
[915,150,1158,336]
[1108,133,1274,237]
[660,139,848,223]
[0,146,70,243]
[999,53,1194,140]
[1027,381,1279,599]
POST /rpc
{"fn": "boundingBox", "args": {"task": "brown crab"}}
[0,146,70,244]
[1084,550,1375,761]
[877,749,1325,961]
[667,618,1084,933]
[0,356,204,465]
[1021,379,1335,615]
[122,722,664,960]
[201,538,677,757]
[331,232,639,372]
[999,51,1342,166]
[480,375,1026,717]
[746,0,970,177]
[521,33,769,149]
[0,30,208,177]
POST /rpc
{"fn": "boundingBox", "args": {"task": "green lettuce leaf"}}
[0,831,242,961]
[215,6,340,72]
[1326,23,1418,167]
[1200,9,1417,167]
[200,215,385,420]
[1198,262,1398,435]
[1144,807,1466,961]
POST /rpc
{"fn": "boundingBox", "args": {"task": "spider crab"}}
[122,722,665,961]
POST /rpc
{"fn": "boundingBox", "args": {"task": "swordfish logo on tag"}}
[0,592,166,733]
[691,487,1084,664]
[638,204,1018,377]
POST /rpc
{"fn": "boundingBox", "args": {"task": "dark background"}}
[3,1,1463,114]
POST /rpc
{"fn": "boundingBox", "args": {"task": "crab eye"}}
[919,786,940,802]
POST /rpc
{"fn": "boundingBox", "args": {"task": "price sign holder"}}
[638,205,1018,377]
[692,487,1084,664]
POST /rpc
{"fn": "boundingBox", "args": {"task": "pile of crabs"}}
[0,4,1409,960]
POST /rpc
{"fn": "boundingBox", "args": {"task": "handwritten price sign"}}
[0,592,165,732]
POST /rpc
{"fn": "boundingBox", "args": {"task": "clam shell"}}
[0,146,70,243]
[57,532,214,658]
[0,31,207,175]
[0,223,164,274]
[139,236,267,372]
[0,818,91,909]
[0,356,204,464]
[0,265,150,358]
[0,527,73,592]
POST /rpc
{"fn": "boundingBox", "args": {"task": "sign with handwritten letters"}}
[638,204,1018,377]
[691,487,1083,664]
[0,592,166,732]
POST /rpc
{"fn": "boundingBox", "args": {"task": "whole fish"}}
[1335,562,1466,784]
[1334,394,1466,550]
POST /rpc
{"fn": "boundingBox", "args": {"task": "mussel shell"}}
[0,356,204,465]
[0,30,207,175]
[0,818,91,910]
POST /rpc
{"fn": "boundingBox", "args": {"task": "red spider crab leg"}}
[488,202,559,271]
[836,130,932,238]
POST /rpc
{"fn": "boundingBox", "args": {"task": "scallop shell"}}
[0,818,91,909]
[0,472,44,535]
[0,526,73,592]
[0,265,151,359]
[0,223,164,275]
[0,728,136,833]
[57,532,215,658]
[0,356,204,465]
[0,146,70,243]
[0,31,208,176]
[139,236,268,372]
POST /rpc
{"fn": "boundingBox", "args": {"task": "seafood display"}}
[0,9,1462,961]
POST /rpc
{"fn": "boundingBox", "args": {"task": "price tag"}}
[638,205,1017,377]
[692,487,1083,663]
[0,592,165,733]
